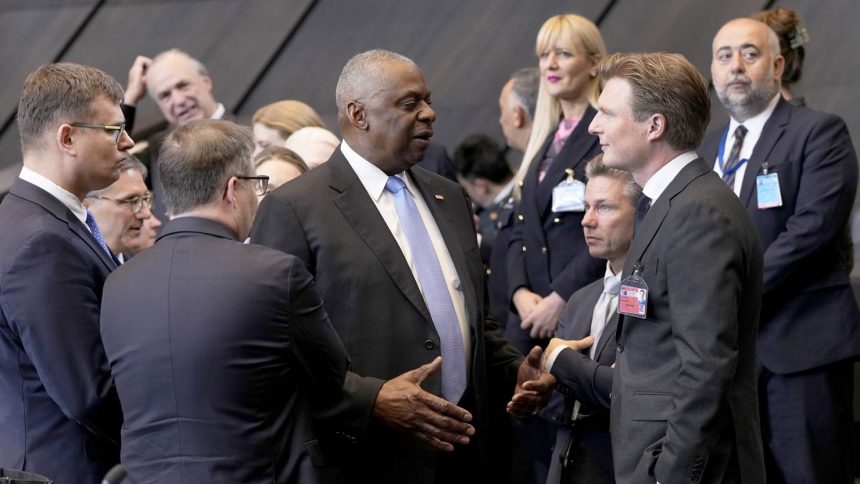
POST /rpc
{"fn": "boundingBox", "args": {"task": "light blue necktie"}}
[85,210,114,259]
[385,175,467,403]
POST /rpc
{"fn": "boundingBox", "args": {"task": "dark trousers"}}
[758,359,855,484]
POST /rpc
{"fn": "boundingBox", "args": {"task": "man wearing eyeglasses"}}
[0,63,133,482]
[100,119,348,483]
[85,156,158,262]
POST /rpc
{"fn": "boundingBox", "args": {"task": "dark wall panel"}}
[60,0,314,134]
[239,0,611,152]
[0,1,98,185]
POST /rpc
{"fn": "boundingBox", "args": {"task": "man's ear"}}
[56,124,76,156]
[201,74,213,92]
[513,106,526,129]
[346,101,368,130]
[773,55,785,83]
[224,176,240,208]
[646,113,667,142]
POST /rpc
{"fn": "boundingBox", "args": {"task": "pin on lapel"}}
[434,194,445,200]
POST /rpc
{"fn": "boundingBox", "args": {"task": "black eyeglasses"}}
[236,175,269,196]
[69,122,126,144]
[88,192,153,214]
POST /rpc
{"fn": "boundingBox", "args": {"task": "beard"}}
[717,79,779,122]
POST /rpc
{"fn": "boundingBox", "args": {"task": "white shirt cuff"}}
[544,345,571,372]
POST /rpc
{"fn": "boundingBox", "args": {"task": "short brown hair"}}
[158,119,253,216]
[598,52,710,151]
[252,100,325,139]
[17,62,124,151]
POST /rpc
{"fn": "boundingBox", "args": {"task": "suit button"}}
[424,340,436,350]
[522,246,527,252]
[553,217,561,224]
[485,268,492,276]
[541,246,547,254]
[617,344,624,353]
[518,214,524,221]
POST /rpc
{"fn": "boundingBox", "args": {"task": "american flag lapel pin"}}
[434,194,445,200]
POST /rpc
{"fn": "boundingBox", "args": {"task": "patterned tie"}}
[588,276,620,359]
[85,210,114,259]
[385,176,467,403]
[722,125,748,189]
[633,194,651,235]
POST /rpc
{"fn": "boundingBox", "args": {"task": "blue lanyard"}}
[717,126,748,177]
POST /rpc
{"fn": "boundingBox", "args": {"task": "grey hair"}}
[585,154,642,207]
[335,49,415,115]
[151,48,209,76]
[509,67,540,120]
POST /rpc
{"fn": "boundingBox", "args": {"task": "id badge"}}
[756,172,782,209]
[551,178,585,213]
[618,274,648,319]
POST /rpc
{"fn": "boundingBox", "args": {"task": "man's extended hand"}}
[543,335,595,368]
[124,55,152,106]
[372,357,475,452]
[520,291,565,339]
[507,346,556,418]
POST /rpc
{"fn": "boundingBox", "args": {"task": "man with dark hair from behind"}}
[99,119,349,483]
[0,62,132,482]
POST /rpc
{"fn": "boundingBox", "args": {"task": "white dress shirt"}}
[711,93,780,195]
[19,167,88,227]
[642,151,699,203]
[340,141,471,361]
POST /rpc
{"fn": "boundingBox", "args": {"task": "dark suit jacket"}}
[547,277,617,484]
[485,191,517,330]
[0,179,121,483]
[700,98,860,374]
[610,159,765,484]
[507,109,604,347]
[100,217,349,483]
[250,149,522,484]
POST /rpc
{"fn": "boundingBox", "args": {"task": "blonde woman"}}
[507,14,607,351]
[251,99,325,155]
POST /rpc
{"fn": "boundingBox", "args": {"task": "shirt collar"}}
[19,166,87,224]
[210,103,226,120]
[641,151,698,203]
[341,139,399,201]
[492,179,516,205]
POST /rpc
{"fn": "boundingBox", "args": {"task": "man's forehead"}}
[105,170,147,196]
[713,20,769,50]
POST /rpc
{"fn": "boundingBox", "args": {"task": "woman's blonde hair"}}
[513,14,606,200]
[251,100,325,139]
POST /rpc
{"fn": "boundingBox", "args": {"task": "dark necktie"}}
[722,125,748,189]
[633,194,651,235]
[385,176,467,403]
[85,210,114,259]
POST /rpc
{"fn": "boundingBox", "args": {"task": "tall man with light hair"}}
[252,49,552,484]
[122,48,230,222]
[701,18,860,483]
[588,52,765,483]
[0,62,133,482]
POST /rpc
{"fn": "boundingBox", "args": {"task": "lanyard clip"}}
[762,162,769,175]
[564,168,575,182]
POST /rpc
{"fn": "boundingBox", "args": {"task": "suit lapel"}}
[624,158,712,275]
[594,312,618,362]
[535,106,599,215]
[10,179,116,271]
[327,153,433,322]
[739,98,790,205]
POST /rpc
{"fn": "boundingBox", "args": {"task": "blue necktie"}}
[85,210,114,259]
[385,175,467,403]
[633,194,651,235]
